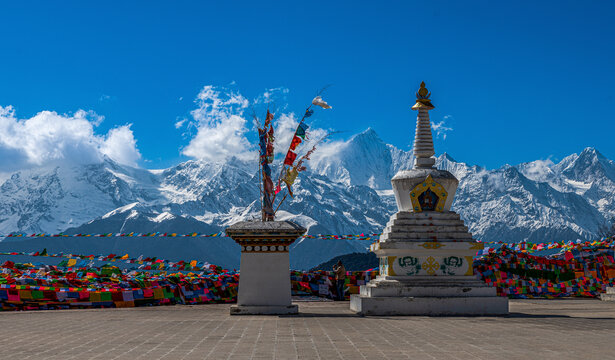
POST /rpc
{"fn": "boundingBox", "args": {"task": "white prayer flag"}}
[312,96,332,109]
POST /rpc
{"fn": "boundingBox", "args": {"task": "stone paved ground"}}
[0,299,613,360]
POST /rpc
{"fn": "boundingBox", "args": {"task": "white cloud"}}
[308,139,347,165]
[100,125,141,166]
[181,86,255,162]
[174,118,187,129]
[431,115,454,140]
[0,105,141,171]
[181,86,333,164]
[256,87,290,107]
[519,158,555,183]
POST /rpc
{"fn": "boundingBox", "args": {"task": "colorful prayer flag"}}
[311,96,332,109]
[296,122,309,139]
[283,167,299,186]
[290,136,302,151]
[284,151,297,166]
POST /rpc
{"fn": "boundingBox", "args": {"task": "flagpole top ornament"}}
[412,81,435,110]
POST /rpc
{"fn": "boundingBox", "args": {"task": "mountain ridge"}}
[1,129,613,257]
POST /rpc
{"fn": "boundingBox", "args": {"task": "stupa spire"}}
[411,81,436,169]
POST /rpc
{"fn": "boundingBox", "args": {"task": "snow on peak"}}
[150,212,176,223]
[101,202,140,219]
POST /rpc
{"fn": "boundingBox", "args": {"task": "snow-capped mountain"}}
[309,128,414,190]
[439,155,608,243]
[0,128,614,268]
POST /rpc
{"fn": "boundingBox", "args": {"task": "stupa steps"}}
[601,294,615,301]
[380,233,473,241]
[414,148,434,153]
[414,144,434,149]
[386,219,467,227]
[384,225,469,234]
[392,212,461,220]
[361,284,496,297]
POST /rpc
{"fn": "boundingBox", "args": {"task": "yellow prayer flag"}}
[283,167,299,186]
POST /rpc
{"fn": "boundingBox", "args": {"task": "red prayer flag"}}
[289,135,302,151]
[284,151,297,166]
[266,142,274,156]
[264,110,274,127]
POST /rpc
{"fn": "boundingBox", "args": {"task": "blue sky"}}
[0,1,614,170]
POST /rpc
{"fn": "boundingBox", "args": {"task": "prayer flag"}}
[295,123,309,140]
[284,151,297,166]
[311,95,332,109]
[265,109,274,127]
[266,142,274,157]
[263,174,274,193]
[290,136,302,151]
[283,167,299,186]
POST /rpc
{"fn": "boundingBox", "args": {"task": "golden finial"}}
[412,81,435,110]
[416,81,430,99]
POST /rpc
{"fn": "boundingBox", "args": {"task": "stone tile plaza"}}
[1,300,614,360]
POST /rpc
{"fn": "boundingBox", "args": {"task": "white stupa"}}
[350,82,509,315]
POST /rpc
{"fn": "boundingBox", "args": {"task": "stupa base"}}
[350,294,508,316]
[230,304,298,315]
[601,287,615,301]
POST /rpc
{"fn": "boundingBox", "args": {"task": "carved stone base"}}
[230,304,299,315]
[360,276,496,297]
[601,287,615,301]
[350,275,508,315]
[350,294,508,316]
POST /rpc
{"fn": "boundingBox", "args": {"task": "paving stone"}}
[0,299,614,359]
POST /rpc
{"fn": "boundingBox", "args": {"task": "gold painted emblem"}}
[469,242,484,250]
[419,242,444,249]
[422,256,440,275]
[464,256,475,276]
[409,175,448,212]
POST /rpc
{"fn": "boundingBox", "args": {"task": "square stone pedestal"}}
[231,251,297,315]
[225,220,306,316]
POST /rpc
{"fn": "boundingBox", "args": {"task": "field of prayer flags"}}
[474,239,615,298]
[0,236,613,310]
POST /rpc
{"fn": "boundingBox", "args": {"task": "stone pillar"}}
[350,82,508,316]
[226,220,306,315]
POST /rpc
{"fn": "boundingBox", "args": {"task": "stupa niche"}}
[350,82,509,315]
